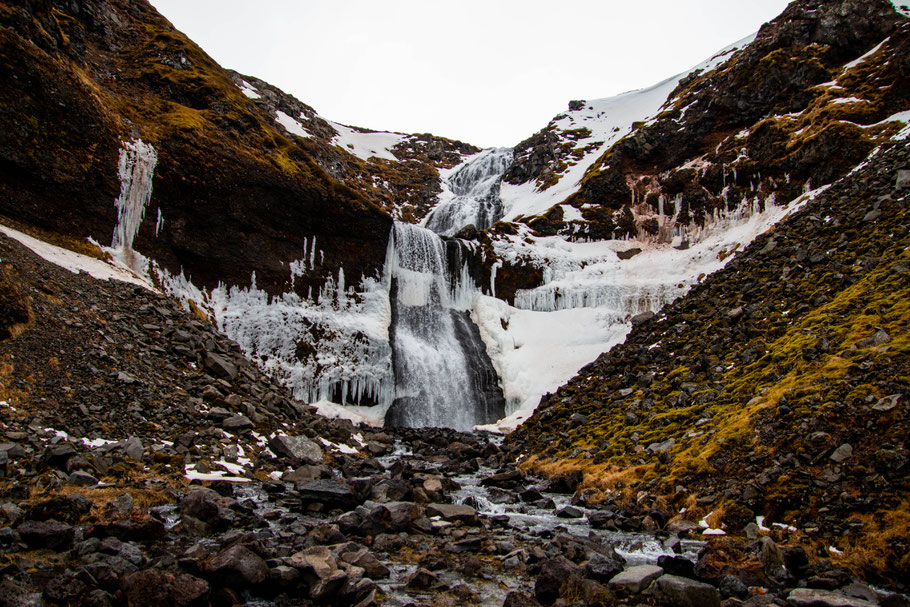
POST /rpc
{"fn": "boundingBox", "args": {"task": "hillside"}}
[0,0,476,300]
[509,134,910,585]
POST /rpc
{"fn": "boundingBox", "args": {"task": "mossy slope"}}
[509,139,910,584]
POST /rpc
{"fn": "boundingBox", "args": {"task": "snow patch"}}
[0,223,153,290]
[275,110,311,138]
[239,81,260,99]
[329,121,405,161]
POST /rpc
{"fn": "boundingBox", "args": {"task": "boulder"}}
[404,568,447,591]
[288,546,348,600]
[652,574,721,607]
[269,434,324,465]
[67,470,99,486]
[608,564,663,595]
[480,469,524,489]
[535,556,583,605]
[17,520,74,549]
[221,415,253,431]
[339,548,389,579]
[122,437,144,460]
[787,588,878,607]
[584,550,626,583]
[829,443,853,463]
[204,353,237,380]
[121,569,209,607]
[426,503,479,525]
[296,479,360,511]
[179,487,234,529]
[556,505,583,519]
[206,544,269,587]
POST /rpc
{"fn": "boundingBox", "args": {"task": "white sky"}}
[148,0,792,148]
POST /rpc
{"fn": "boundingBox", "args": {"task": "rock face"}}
[501,0,907,243]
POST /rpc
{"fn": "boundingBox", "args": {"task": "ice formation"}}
[111,138,158,273]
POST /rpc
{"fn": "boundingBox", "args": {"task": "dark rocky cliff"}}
[500,0,909,242]
[0,0,476,298]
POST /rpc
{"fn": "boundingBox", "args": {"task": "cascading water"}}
[385,223,504,431]
[425,148,513,236]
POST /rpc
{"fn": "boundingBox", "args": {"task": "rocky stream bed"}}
[0,225,908,607]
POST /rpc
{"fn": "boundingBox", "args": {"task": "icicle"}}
[111,138,158,272]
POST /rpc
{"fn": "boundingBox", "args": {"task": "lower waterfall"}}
[385,223,504,431]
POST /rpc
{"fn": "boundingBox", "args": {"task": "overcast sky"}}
[148,0,792,148]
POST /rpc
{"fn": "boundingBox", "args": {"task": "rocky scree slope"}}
[0,0,474,301]
[0,231,544,606]
[509,136,910,586]
[497,0,908,243]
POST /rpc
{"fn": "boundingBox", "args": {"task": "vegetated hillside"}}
[0,0,474,299]
[509,137,910,584]
[498,0,908,242]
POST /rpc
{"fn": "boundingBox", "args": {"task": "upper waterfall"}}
[425,148,513,236]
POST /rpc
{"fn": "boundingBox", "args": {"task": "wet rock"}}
[17,519,74,549]
[652,574,721,607]
[584,549,627,583]
[503,590,539,607]
[632,311,656,325]
[179,487,234,529]
[608,564,663,595]
[535,556,583,605]
[426,502,479,525]
[587,509,616,530]
[542,470,583,494]
[481,469,524,489]
[657,555,696,579]
[269,434,324,465]
[718,574,750,599]
[288,547,348,600]
[206,544,269,587]
[296,479,360,511]
[556,505,583,519]
[787,588,878,607]
[339,548,389,580]
[88,517,167,542]
[404,568,447,591]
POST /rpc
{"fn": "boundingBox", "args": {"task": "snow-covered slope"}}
[500,35,755,221]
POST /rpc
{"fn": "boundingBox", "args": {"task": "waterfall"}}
[425,148,513,236]
[111,138,158,272]
[385,223,505,431]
